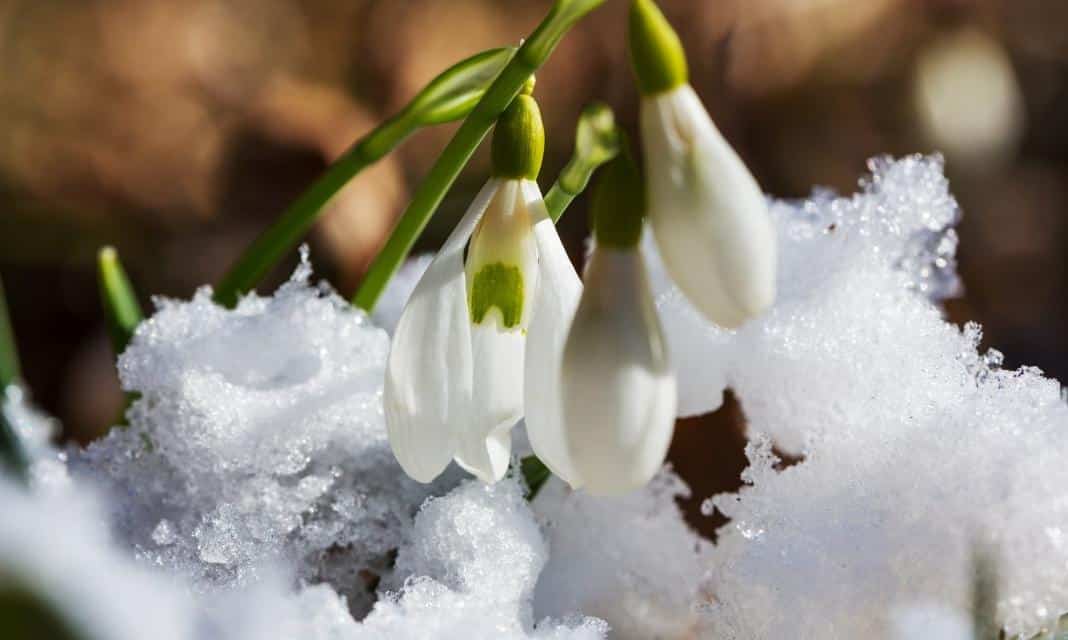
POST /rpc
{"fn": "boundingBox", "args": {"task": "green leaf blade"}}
[97,247,145,358]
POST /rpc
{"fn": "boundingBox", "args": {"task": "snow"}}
[1,155,1065,639]
[0,480,193,640]
[71,250,455,614]
[646,155,1068,637]
[58,249,607,639]
[367,478,607,639]
[532,470,712,638]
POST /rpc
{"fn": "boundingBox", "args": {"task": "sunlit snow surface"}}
[1,155,1065,639]
[648,155,1067,638]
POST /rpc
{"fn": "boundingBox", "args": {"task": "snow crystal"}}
[369,479,607,639]
[890,605,973,640]
[71,255,459,615]
[59,252,608,639]
[2,384,71,490]
[2,385,57,455]
[532,470,712,639]
[647,154,1068,637]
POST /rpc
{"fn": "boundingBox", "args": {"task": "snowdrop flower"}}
[552,146,677,496]
[385,82,582,484]
[629,0,777,329]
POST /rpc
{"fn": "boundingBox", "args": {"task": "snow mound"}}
[648,155,1068,637]
[72,252,456,614]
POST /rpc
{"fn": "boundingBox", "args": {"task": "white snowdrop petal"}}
[641,230,730,418]
[641,84,777,329]
[384,180,502,483]
[561,248,677,496]
[454,180,541,483]
[453,324,522,483]
[521,180,585,487]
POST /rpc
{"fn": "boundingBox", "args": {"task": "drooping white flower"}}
[552,146,677,496]
[385,88,582,485]
[630,0,777,329]
[561,247,676,495]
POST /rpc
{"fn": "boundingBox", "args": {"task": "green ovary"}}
[469,262,525,328]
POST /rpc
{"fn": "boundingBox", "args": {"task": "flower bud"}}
[491,89,545,181]
[551,146,677,496]
[628,0,688,96]
[591,141,645,249]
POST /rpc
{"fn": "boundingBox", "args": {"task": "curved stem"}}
[351,0,606,312]
[545,157,593,223]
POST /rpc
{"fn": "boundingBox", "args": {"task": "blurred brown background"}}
[0,0,1064,532]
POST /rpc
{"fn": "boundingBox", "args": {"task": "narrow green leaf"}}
[352,0,607,312]
[0,276,19,389]
[97,247,145,358]
[213,47,516,308]
[0,276,29,483]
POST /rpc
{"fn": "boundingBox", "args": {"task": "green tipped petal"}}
[492,94,545,180]
[628,0,688,96]
[97,246,145,358]
[591,138,646,249]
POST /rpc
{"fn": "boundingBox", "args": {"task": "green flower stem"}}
[98,247,145,358]
[351,0,606,312]
[0,277,18,390]
[213,47,517,308]
[544,164,587,223]
[545,103,620,222]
